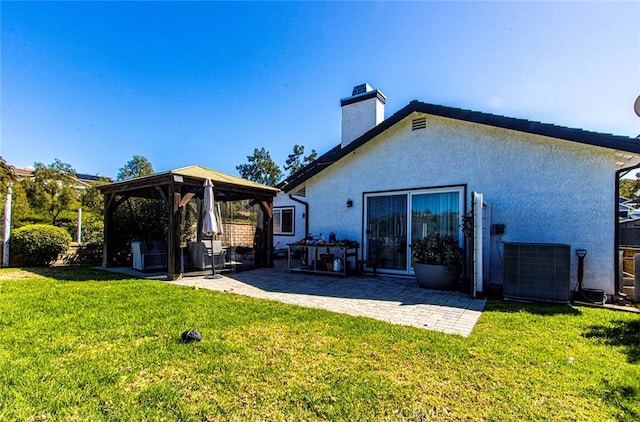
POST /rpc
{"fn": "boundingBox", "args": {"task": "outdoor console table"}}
[287,244,359,277]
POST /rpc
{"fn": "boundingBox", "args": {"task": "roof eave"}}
[280,101,640,190]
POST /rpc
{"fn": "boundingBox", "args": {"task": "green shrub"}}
[78,212,104,243]
[55,211,104,244]
[11,224,72,266]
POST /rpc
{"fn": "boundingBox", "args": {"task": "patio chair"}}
[189,240,226,270]
[131,240,167,272]
[211,240,226,270]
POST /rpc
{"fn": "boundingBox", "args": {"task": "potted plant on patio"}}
[410,232,463,290]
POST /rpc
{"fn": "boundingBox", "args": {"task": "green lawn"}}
[0,267,638,421]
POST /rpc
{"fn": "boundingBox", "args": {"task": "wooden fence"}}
[619,227,640,247]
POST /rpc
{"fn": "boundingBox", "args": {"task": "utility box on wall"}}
[503,243,571,303]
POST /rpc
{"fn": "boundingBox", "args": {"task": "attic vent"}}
[412,117,427,130]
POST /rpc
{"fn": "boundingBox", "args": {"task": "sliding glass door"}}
[365,195,407,271]
[365,187,463,274]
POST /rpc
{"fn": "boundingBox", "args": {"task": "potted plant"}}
[410,232,463,289]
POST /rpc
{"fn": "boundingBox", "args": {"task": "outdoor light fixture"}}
[346,199,353,208]
[576,249,587,258]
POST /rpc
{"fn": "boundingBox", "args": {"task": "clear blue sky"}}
[2,1,639,179]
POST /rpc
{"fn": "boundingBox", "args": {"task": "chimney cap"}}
[352,83,373,96]
[340,84,387,107]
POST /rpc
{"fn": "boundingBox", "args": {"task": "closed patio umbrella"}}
[202,178,223,278]
[202,178,220,236]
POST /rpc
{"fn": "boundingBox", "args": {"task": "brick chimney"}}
[340,83,386,148]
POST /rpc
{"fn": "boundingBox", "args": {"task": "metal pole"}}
[3,183,13,267]
[77,208,82,243]
[576,249,587,291]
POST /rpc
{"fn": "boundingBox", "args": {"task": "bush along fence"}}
[11,224,72,267]
[4,224,103,268]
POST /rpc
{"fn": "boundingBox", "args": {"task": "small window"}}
[274,207,295,235]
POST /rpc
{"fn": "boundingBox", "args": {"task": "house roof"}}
[280,100,640,192]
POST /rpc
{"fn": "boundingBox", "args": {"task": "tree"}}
[80,177,111,215]
[236,147,282,186]
[76,177,111,243]
[0,156,16,194]
[109,156,164,263]
[620,174,640,200]
[117,155,154,181]
[0,156,18,234]
[0,156,17,210]
[22,159,79,225]
[7,181,31,229]
[284,144,317,177]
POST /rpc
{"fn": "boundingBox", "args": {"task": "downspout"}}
[288,194,309,238]
[615,164,640,300]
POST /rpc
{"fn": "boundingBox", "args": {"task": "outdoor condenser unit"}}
[503,243,571,303]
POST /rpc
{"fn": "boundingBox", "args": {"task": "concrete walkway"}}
[164,261,486,337]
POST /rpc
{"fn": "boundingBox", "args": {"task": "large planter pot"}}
[413,263,460,290]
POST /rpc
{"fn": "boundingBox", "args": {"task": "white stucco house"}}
[275,83,640,298]
[272,192,307,253]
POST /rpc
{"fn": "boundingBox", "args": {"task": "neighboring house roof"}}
[620,217,640,225]
[280,101,640,192]
[77,173,106,183]
[13,168,33,178]
[12,166,110,187]
[619,203,637,213]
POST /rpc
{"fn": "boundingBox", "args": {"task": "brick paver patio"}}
[166,260,486,336]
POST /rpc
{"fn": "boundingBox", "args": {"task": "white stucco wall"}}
[301,114,617,293]
[273,191,307,250]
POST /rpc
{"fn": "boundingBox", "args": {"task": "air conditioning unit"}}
[503,243,571,303]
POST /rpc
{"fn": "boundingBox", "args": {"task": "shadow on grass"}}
[20,266,138,282]
[484,299,583,316]
[600,376,640,420]
[584,319,640,364]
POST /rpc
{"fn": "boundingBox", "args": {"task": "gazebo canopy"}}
[98,165,279,279]
[99,165,279,201]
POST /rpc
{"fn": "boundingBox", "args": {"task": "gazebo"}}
[98,165,279,279]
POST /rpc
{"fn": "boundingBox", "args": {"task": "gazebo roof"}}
[98,165,279,201]
[169,165,279,192]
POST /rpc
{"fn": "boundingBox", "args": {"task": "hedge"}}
[11,224,72,267]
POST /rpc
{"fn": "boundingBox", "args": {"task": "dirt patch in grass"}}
[0,269,41,280]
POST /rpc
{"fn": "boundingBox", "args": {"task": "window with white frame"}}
[273,207,295,235]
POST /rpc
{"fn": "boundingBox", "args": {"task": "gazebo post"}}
[196,197,203,242]
[167,184,181,280]
[102,193,115,268]
[258,199,274,268]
